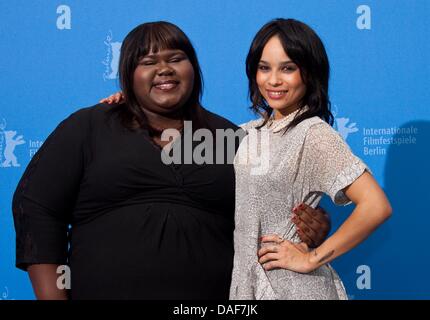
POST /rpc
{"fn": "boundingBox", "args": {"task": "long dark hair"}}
[113,21,208,131]
[246,18,334,131]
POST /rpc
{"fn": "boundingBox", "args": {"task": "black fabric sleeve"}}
[12,108,91,271]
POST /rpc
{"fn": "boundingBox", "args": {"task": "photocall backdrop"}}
[0,0,428,299]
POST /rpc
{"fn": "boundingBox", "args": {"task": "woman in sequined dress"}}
[229,18,392,300]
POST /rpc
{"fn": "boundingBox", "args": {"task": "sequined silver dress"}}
[229,109,368,300]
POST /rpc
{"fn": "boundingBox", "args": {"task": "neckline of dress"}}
[266,107,306,133]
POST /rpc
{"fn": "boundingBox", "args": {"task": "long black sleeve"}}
[12,108,90,270]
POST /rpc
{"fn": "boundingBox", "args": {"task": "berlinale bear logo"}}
[0,118,25,168]
[332,105,359,141]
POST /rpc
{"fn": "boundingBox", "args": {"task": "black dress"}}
[12,103,242,299]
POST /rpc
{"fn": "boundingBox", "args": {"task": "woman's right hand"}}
[292,204,331,248]
[99,91,124,104]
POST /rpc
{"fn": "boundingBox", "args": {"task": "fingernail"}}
[299,204,305,209]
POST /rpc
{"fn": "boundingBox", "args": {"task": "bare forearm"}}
[308,201,391,269]
[28,264,69,300]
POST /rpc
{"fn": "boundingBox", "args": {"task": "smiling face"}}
[256,35,306,119]
[133,49,195,115]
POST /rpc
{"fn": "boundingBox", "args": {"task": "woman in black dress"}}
[13,21,329,300]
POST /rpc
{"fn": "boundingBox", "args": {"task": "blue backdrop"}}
[0,0,429,300]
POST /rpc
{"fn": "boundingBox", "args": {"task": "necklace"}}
[267,108,302,133]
